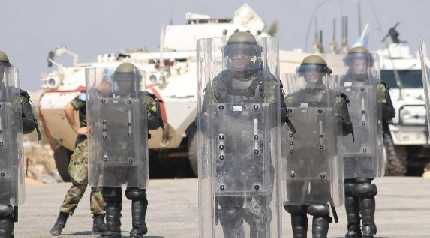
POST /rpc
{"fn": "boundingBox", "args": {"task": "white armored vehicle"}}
[39,4,274,180]
[376,34,428,175]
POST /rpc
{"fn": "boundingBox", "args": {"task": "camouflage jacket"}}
[285,86,353,136]
[202,70,289,124]
[341,75,395,123]
[71,93,87,127]
[139,91,163,130]
[76,91,163,131]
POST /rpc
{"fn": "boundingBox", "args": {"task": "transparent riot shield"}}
[339,52,384,178]
[87,66,148,188]
[282,74,344,206]
[0,66,24,206]
[197,35,282,238]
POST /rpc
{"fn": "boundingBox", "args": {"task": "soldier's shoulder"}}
[262,71,278,81]
[70,94,86,109]
[377,82,388,90]
[139,91,161,105]
[19,89,31,102]
[284,91,301,106]
[206,70,231,92]
[139,90,157,99]
[212,70,232,84]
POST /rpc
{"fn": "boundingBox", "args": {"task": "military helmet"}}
[112,62,141,93]
[224,31,263,73]
[344,46,374,67]
[224,30,262,57]
[297,55,332,75]
[114,62,135,75]
[0,51,11,65]
[113,62,141,81]
[227,31,258,45]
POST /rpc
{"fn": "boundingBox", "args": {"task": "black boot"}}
[140,198,148,235]
[291,213,308,238]
[100,187,122,238]
[101,203,122,238]
[49,212,69,236]
[311,216,329,238]
[307,204,330,238]
[344,182,362,238]
[92,214,107,234]
[285,205,308,238]
[0,219,14,238]
[130,200,146,238]
[360,196,376,238]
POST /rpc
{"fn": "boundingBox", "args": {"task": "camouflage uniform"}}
[95,63,163,238]
[50,95,106,236]
[284,55,353,238]
[100,91,163,238]
[341,47,395,238]
[58,96,105,216]
[198,32,289,238]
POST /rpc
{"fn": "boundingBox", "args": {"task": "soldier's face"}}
[304,70,322,84]
[229,53,252,72]
[117,80,134,94]
[97,80,112,95]
[351,59,368,75]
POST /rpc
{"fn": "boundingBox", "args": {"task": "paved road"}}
[15,177,430,238]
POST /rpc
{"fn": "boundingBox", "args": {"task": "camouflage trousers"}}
[59,136,105,215]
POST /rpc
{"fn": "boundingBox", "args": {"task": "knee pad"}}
[356,183,377,197]
[125,188,146,201]
[220,206,242,225]
[344,182,356,196]
[284,205,306,215]
[103,187,122,203]
[0,205,13,219]
[307,204,330,217]
[355,178,373,183]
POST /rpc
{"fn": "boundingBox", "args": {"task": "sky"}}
[2,0,430,90]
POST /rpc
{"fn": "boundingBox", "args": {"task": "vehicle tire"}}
[53,146,72,182]
[188,132,198,177]
[384,133,407,176]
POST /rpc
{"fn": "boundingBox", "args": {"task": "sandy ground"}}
[14,177,430,238]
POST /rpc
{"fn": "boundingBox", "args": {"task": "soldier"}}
[86,63,163,238]
[340,46,394,238]
[283,55,353,238]
[0,51,39,237]
[49,89,108,235]
[197,31,289,238]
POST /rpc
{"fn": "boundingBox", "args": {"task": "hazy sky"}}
[2,0,430,90]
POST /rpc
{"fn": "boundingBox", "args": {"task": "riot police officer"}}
[283,55,353,238]
[197,31,289,238]
[0,51,39,237]
[86,63,163,238]
[340,46,394,238]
